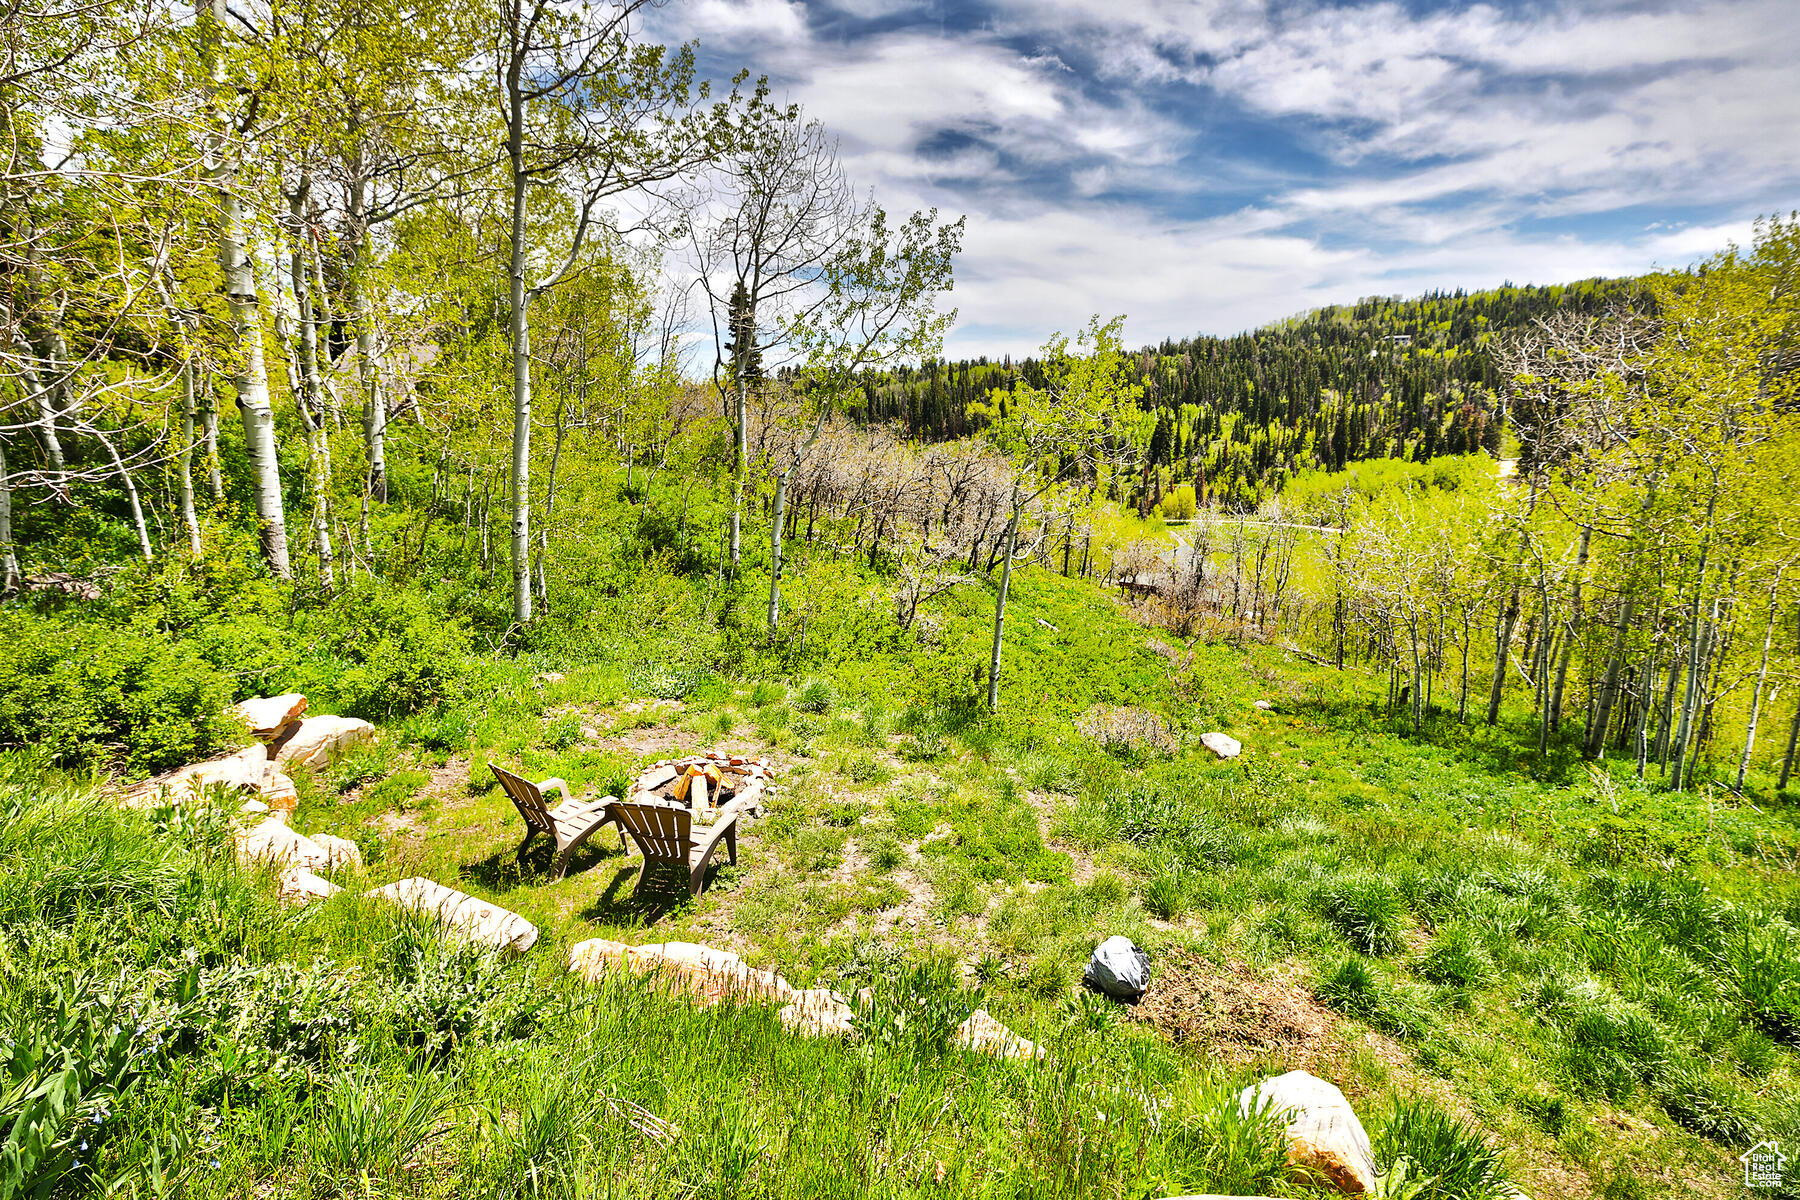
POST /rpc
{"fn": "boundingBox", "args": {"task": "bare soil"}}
[1128,951,1335,1060]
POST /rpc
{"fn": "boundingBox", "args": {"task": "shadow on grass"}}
[576,862,702,925]
[461,834,629,893]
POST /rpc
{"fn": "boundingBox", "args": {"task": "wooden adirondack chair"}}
[490,763,617,880]
[608,800,739,898]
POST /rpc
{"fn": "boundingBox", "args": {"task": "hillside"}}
[856,278,1652,509]
[7,565,1797,1198]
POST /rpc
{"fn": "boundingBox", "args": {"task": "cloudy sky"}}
[648,0,1799,359]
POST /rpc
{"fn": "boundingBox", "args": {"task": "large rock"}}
[1200,732,1242,760]
[259,767,299,816]
[954,1008,1045,1060]
[234,818,333,873]
[1085,935,1151,1000]
[231,693,308,742]
[778,988,856,1037]
[1239,1070,1377,1195]
[127,745,269,807]
[309,833,363,874]
[568,939,792,1006]
[367,878,539,954]
[274,716,375,771]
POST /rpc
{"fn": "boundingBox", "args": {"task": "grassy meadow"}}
[6,559,1798,1200]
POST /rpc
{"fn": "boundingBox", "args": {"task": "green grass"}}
[6,559,1800,1199]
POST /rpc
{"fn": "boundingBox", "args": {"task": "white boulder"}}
[277,866,342,904]
[274,715,375,771]
[954,1008,1045,1060]
[568,938,792,1005]
[778,988,857,1037]
[127,745,268,807]
[308,833,363,874]
[231,693,308,742]
[367,877,539,954]
[234,818,333,873]
[1239,1070,1378,1195]
[1200,732,1242,759]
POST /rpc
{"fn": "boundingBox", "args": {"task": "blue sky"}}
[651,0,1799,358]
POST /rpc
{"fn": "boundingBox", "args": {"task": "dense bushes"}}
[0,569,479,777]
[293,585,477,720]
[0,612,237,775]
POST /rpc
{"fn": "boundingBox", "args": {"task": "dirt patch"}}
[1128,952,1335,1059]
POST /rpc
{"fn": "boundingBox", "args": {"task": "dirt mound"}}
[1128,952,1333,1058]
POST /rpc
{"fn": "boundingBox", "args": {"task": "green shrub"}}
[848,962,979,1061]
[1314,876,1408,956]
[793,679,834,715]
[1416,926,1493,989]
[298,586,474,719]
[864,834,904,872]
[1371,1099,1514,1200]
[1729,922,1800,1044]
[1158,1083,1291,1196]
[381,926,547,1062]
[1141,860,1192,921]
[1316,957,1430,1038]
[1652,1062,1756,1144]
[0,613,236,775]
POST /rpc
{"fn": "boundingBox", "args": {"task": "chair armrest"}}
[535,776,572,800]
[692,805,740,850]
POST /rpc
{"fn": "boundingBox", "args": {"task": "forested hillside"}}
[859,278,1651,510]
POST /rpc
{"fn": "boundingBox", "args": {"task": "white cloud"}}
[676,0,810,44]
[655,0,1795,357]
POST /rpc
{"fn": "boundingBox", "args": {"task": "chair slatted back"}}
[490,763,553,834]
[610,802,693,861]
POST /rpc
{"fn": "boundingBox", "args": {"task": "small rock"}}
[954,1008,1044,1060]
[778,988,856,1036]
[234,818,333,873]
[1239,1070,1377,1195]
[239,798,270,816]
[1253,699,1274,711]
[277,866,341,904]
[1200,732,1242,759]
[274,715,375,771]
[535,672,566,684]
[1085,935,1151,1000]
[367,877,538,954]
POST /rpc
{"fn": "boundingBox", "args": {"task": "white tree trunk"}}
[287,187,335,590]
[206,0,288,577]
[0,435,20,590]
[177,357,203,555]
[987,492,1020,712]
[729,381,746,572]
[1736,573,1782,790]
[506,114,533,626]
[94,428,152,562]
[346,182,385,512]
[768,467,787,633]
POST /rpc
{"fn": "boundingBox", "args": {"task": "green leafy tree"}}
[969,315,1146,710]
